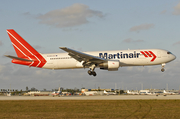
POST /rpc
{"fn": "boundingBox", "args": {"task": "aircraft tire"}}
[88,70,92,75]
[161,68,165,72]
[92,71,97,76]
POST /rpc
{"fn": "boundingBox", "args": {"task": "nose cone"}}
[172,54,176,60]
[165,51,176,63]
[169,53,176,62]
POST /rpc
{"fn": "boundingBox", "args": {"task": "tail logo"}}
[140,51,157,62]
[6,29,46,68]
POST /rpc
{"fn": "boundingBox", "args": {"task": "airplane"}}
[5,29,176,76]
[51,91,62,96]
[104,90,116,95]
[139,90,156,95]
[84,91,97,96]
[51,87,62,96]
[145,92,155,95]
[163,90,176,95]
[127,90,139,95]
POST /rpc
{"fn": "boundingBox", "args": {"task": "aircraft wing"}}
[60,47,106,64]
[5,55,33,62]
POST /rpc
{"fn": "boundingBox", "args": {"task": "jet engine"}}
[99,60,120,71]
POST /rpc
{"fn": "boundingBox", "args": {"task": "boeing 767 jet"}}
[5,29,176,76]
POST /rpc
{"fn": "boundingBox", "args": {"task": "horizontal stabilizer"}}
[4,55,33,62]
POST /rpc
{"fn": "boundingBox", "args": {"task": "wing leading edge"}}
[59,47,106,63]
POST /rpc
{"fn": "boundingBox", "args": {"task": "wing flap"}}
[68,52,83,62]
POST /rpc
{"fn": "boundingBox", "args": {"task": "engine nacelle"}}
[99,60,120,71]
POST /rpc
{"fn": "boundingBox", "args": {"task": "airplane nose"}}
[173,54,176,60]
[172,54,176,60]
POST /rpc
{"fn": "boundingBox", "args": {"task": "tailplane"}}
[6,29,46,68]
[5,55,33,62]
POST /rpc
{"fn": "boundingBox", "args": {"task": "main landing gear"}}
[161,63,165,72]
[87,64,97,76]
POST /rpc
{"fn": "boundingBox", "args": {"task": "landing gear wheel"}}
[88,70,92,75]
[87,64,97,76]
[161,63,165,72]
[87,70,97,76]
[161,68,165,72]
[92,71,97,77]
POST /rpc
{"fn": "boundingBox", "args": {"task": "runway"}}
[1,95,180,100]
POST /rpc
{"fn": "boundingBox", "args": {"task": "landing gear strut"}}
[161,63,165,72]
[87,64,97,76]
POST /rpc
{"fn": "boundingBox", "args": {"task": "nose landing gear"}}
[161,63,166,72]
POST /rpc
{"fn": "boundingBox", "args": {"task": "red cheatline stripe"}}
[140,51,157,62]
[148,51,157,62]
[144,51,152,57]
[140,51,148,57]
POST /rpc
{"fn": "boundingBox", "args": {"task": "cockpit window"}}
[167,52,172,54]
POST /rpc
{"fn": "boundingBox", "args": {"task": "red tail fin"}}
[6,29,46,68]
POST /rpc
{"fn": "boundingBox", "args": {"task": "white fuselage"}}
[42,49,176,70]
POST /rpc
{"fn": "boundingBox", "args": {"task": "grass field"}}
[0,100,180,119]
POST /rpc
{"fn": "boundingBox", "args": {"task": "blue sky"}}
[0,0,180,91]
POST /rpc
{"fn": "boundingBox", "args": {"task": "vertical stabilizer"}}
[6,29,46,68]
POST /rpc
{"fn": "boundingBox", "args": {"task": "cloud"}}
[173,2,180,15]
[123,38,132,43]
[36,3,105,28]
[123,38,144,43]
[0,41,3,46]
[0,64,5,72]
[173,41,180,46]
[129,23,155,32]
[23,12,31,16]
[160,10,167,14]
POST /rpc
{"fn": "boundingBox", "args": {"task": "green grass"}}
[0,100,180,119]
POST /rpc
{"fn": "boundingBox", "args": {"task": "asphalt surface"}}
[1,95,180,100]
